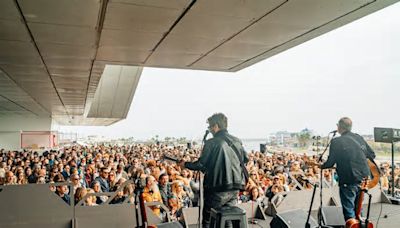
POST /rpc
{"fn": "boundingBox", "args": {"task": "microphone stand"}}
[196,130,209,228]
[305,131,336,228]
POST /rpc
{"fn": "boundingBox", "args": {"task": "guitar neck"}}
[355,191,364,220]
[163,155,179,163]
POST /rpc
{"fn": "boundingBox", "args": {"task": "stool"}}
[209,206,248,228]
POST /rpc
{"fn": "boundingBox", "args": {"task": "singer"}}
[321,117,376,223]
[179,113,248,228]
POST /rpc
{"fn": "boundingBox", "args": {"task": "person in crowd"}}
[74,187,87,205]
[4,171,16,185]
[108,170,118,190]
[92,180,107,204]
[169,180,192,219]
[94,167,110,192]
[85,188,98,206]
[54,175,70,205]
[116,164,129,182]
[142,175,163,217]
[248,186,263,204]
[158,173,171,207]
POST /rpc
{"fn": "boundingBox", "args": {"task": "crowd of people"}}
[0,143,399,223]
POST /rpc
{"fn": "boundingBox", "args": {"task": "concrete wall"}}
[0,116,52,131]
[0,116,52,150]
[0,132,20,151]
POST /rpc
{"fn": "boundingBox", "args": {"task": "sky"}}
[61,2,400,141]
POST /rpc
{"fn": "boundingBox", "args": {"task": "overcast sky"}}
[61,2,400,140]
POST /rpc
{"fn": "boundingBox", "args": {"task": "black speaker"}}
[260,144,266,153]
[321,206,345,227]
[270,209,318,228]
[187,142,192,149]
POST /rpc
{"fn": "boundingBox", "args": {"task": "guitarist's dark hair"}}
[207,113,228,130]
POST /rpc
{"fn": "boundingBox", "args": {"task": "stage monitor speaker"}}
[321,206,345,227]
[374,127,400,143]
[157,221,184,228]
[260,144,266,153]
[182,207,199,228]
[270,209,318,228]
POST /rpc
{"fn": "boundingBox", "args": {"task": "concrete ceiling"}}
[0,0,398,125]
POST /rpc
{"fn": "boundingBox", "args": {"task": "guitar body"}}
[367,159,380,189]
[346,218,374,228]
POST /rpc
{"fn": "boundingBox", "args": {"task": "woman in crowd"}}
[169,180,192,220]
[248,186,264,204]
[74,187,87,205]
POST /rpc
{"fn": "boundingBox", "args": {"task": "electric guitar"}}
[306,158,379,189]
[162,155,180,163]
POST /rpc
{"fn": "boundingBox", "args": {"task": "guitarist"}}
[179,113,248,228]
[321,117,376,224]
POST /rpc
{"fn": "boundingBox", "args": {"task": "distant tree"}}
[297,129,311,148]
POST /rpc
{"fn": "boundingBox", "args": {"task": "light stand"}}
[373,127,399,201]
[391,141,395,198]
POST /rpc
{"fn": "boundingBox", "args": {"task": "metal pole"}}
[392,142,395,198]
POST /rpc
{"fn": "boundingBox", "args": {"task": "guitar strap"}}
[347,135,380,175]
[221,135,249,183]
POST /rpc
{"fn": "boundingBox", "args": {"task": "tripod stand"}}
[305,132,336,228]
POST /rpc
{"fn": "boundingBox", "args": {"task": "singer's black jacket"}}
[185,129,248,192]
[321,131,376,186]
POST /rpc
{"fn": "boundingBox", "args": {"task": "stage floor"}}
[186,203,400,227]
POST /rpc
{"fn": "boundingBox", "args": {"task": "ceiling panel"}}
[205,41,272,60]
[170,14,250,40]
[0,20,31,41]
[110,0,189,10]
[37,43,96,59]
[0,56,42,66]
[43,57,92,71]
[153,35,222,55]
[0,65,47,75]
[99,29,162,50]
[19,0,100,27]
[28,23,97,45]
[0,0,21,20]
[0,40,39,57]
[146,52,202,68]
[194,0,375,70]
[11,74,50,83]
[193,56,244,71]
[53,76,88,84]
[96,47,150,63]
[48,68,90,78]
[189,0,285,20]
[104,3,184,32]
[231,22,310,46]
[149,0,286,68]
[0,69,49,116]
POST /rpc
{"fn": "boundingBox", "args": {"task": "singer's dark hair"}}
[207,113,228,130]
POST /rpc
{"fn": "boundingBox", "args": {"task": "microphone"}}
[203,130,209,142]
[330,130,337,134]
